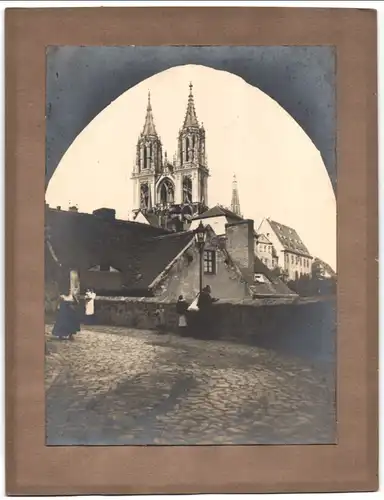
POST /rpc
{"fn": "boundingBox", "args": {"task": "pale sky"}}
[45,64,336,270]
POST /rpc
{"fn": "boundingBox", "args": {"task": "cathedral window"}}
[185,137,190,161]
[200,175,205,203]
[140,183,150,209]
[158,178,175,206]
[182,176,193,203]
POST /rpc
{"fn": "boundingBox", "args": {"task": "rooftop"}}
[268,219,312,257]
[192,204,243,221]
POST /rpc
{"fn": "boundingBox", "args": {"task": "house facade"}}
[257,218,313,281]
[254,233,277,270]
[153,219,296,301]
[312,257,336,279]
[188,204,243,236]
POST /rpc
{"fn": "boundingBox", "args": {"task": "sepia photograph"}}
[44,46,337,446]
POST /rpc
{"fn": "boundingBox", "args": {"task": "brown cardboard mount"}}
[5,7,378,495]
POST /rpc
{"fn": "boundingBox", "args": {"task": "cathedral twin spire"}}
[141,83,199,139]
[138,82,207,173]
[134,83,209,214]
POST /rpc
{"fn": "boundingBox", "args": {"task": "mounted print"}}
[6,6,377,496]
[44,46,337,446]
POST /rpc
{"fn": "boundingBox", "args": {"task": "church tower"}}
[174,83,209,216]
[231,174,242,217]
[131,92,163,212]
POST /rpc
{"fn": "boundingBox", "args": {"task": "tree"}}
[270,266,288,282]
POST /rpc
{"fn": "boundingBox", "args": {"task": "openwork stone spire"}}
[142,91,157,136]
[231,174,241,217]
[183,82,200,128]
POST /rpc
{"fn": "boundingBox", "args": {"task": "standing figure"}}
[197,285,219,338]
[176,295,189,336]
[84,288,97,325]
[154,306,166,334]
[52,293,81,340]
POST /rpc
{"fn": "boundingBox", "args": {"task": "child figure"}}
[176,295,189,335]
[154,306,166,334]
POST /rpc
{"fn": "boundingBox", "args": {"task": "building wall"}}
[189,215,227,235]
[81,270,124,294]
[189,214,239,236]
[153,240,250,302]
[258,219,311,279]
[258,219,285,267]
[283,252,313,281]
[255,239,274,269]
[225,220,254,282]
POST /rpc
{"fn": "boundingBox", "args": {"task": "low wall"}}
[94,296,336,364]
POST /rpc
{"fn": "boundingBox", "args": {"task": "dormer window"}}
[254,273,270,284]
[89,265,120,273]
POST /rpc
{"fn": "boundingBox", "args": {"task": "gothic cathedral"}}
[131,83,209,229]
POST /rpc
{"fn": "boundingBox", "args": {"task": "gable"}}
[257,234,272,244]
[134,211,151,225]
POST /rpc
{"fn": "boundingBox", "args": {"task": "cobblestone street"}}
[45,325,336,446]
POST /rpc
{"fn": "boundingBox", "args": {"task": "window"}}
[204,250,216,274]
[291,255,294,264]
[254,273,270,284]
[89,265,120,273]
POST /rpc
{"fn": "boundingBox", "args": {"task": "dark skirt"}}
[52,302,81,339]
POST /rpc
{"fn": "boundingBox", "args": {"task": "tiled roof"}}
[268,219,312,257]
[123,231,195,293]
[192,204,243,221]
[252,256,296,297]
[142,212,162,228]
[216,235,296,298]
[45,207,194,295]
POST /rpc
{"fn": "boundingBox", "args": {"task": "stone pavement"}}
[45,325,336,446]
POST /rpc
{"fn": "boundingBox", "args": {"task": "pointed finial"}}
[147,91,151,109]
[189,82,193,95]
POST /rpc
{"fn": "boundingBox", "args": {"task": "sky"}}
[45,64,336,270]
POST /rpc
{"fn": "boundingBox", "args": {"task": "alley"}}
[45,325,336,446]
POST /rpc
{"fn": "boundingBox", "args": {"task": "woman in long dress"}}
[52,294,81,340]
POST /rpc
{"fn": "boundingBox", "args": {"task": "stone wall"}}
[94,297,336,364]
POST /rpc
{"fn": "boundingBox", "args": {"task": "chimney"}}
[93,207,116,221]
[225,219,255,280]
